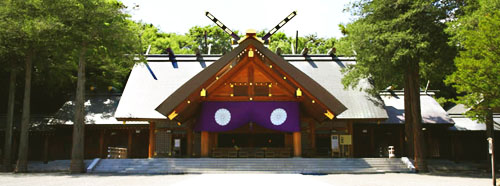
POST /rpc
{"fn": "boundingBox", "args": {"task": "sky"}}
[119,0,355,39]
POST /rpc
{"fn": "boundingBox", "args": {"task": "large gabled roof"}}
[115,47,388,121]
[154,37,348,119]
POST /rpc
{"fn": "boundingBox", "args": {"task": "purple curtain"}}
[194,101,300,132]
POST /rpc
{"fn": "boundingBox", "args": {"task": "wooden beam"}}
[248,64,254,96]
[148,122,156,158]
[99,130,105,158]
[370,127,375,157]
[201,131,210,157]
[187,129,193,157]
[42,135,49,164]
[293,132,301,157]
[309,121,316,149]
[348,121,354,158]
[128,130,133,158]
[253,57,296,94]
[399,127,405,157]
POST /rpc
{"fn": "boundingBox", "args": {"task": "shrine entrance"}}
[211,125,293,158]
[217,133,285,148]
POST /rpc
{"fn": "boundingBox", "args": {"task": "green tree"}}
[341,0,456,171]
[301,34,336,54]
[445,0,500,183]
[55,0,140,173]
[0,0,21,172]
[267,32,293,54]
[0,0,65,172]
[188,25,233,54]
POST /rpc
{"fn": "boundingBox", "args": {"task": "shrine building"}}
[113,30,451,159]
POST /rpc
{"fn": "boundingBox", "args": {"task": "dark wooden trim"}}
[187,129,193,157]
[99,130,105,158]
[348,121,354,157]
[42,135,49,164]
[128,130,133,158]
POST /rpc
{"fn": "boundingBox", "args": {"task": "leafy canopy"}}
[445,0,500,121]
[341,0,455,94]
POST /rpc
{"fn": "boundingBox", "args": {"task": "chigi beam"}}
[205,12,240,41]
[262,11,297,42]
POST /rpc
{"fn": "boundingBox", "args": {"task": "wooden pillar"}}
[128,129,133,158]
[148,122,156,158]
[42,134,49,164]
[450,134,456,161]
[99,130,105,158]
[201,131,209,157]
[399,127,405,157]
[213,133,218,148]
[187,129,193,157]
[370,127,375,157]
[309,121,316,149]
[348,121,354,157]
[293,131,301,157]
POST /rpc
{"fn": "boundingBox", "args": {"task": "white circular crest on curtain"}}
[270,108,287,126]
[214,108,231,126]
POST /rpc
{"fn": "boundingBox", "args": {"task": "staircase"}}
[90,158,412,174]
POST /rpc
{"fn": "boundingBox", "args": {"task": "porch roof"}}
[50,94,148,125]
[380,91,454,125]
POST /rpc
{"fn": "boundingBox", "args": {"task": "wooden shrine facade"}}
[140,34,371,158]
[112,32,456,160]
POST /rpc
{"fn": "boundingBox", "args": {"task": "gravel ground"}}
[0,172,492,186]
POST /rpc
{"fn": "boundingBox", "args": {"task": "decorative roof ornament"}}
[205,11,297,44]
[205,12,240,42]
[261,11,297,43]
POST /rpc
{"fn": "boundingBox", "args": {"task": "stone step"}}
[91,158,412,174]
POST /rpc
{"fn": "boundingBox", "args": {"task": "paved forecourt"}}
[0,173,491,186]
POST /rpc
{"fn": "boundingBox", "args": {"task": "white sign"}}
[174,139,181,148]
[488,137,493,154]
[331,135,339,152]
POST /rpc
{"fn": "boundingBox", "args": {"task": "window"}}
[254,85,269,96]
[233,85,248,96]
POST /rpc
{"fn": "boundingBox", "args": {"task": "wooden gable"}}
[156,37,347,123]
[206,45,295,101]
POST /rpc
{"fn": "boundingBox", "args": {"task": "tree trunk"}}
[404,67,414,158]
[70,45,87,173]
[3,70,16,172]
[404,61,427,172]
[486,108,496,186]
[15,52,33,173]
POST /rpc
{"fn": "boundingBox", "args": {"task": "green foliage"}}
[188,25,233,54]
[340,0,456,95]
[0,0,142,114]
[56,0,141,90]
[445,0,500,122]
[135,22,195,54]
[267,32,293,54]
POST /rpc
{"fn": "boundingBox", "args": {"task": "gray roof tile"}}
[380,92,454,124]
[116,54,388,120]
[51,94,147,125]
